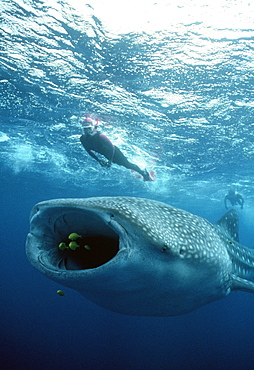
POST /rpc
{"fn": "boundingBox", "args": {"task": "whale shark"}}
[26,197,254,316]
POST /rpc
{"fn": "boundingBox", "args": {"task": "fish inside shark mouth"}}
[38,210,120,271]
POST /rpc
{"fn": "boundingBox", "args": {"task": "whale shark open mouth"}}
[30,208,121,272]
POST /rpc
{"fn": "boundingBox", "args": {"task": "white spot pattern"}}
[86,197,231,270]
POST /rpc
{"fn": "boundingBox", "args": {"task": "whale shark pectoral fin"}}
[231,274,254,293]
[216,209,239,242]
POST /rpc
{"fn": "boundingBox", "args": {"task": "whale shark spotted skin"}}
[26,197,254,316]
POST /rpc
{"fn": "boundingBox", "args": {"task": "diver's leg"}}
[112,147,149,179]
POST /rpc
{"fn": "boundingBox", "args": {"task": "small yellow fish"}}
[68,233,82,241]
[57,290,65,296]
[58,242,67,250]
[69,241,79,250]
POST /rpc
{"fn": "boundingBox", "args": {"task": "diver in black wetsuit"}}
[80,117,154,181]
[224,190,244,209]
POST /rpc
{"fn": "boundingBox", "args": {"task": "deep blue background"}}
[1,1,254,369]
[1,171,254,370]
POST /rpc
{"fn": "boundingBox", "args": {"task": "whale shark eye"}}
[161,245,168,252]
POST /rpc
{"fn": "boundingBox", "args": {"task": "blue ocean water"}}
[1,0,254,369]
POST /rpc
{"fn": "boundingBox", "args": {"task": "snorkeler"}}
[224,190,244,210]
[80,117,155,181]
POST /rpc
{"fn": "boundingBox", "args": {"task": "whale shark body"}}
[26,197,254,316]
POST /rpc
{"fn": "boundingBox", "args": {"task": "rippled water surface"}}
[1,0,254,200]
[1,1,254,369]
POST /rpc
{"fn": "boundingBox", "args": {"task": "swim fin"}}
[131,169,156,181]
[143,169,156,182]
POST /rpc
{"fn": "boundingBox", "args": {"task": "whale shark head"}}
[26,196,254,316]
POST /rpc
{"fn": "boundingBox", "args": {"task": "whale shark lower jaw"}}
[26,196,254,316]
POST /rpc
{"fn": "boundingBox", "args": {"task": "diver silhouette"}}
[80,117,155,181]
[224,190,244,210]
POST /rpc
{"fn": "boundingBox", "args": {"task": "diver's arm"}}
[236,194,244,209]
[224,196,228,209]
[86,148,100,162]
[86,148,109,166]
[80,135,105,165]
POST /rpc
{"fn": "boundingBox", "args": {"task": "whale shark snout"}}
[26,196,254,316]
